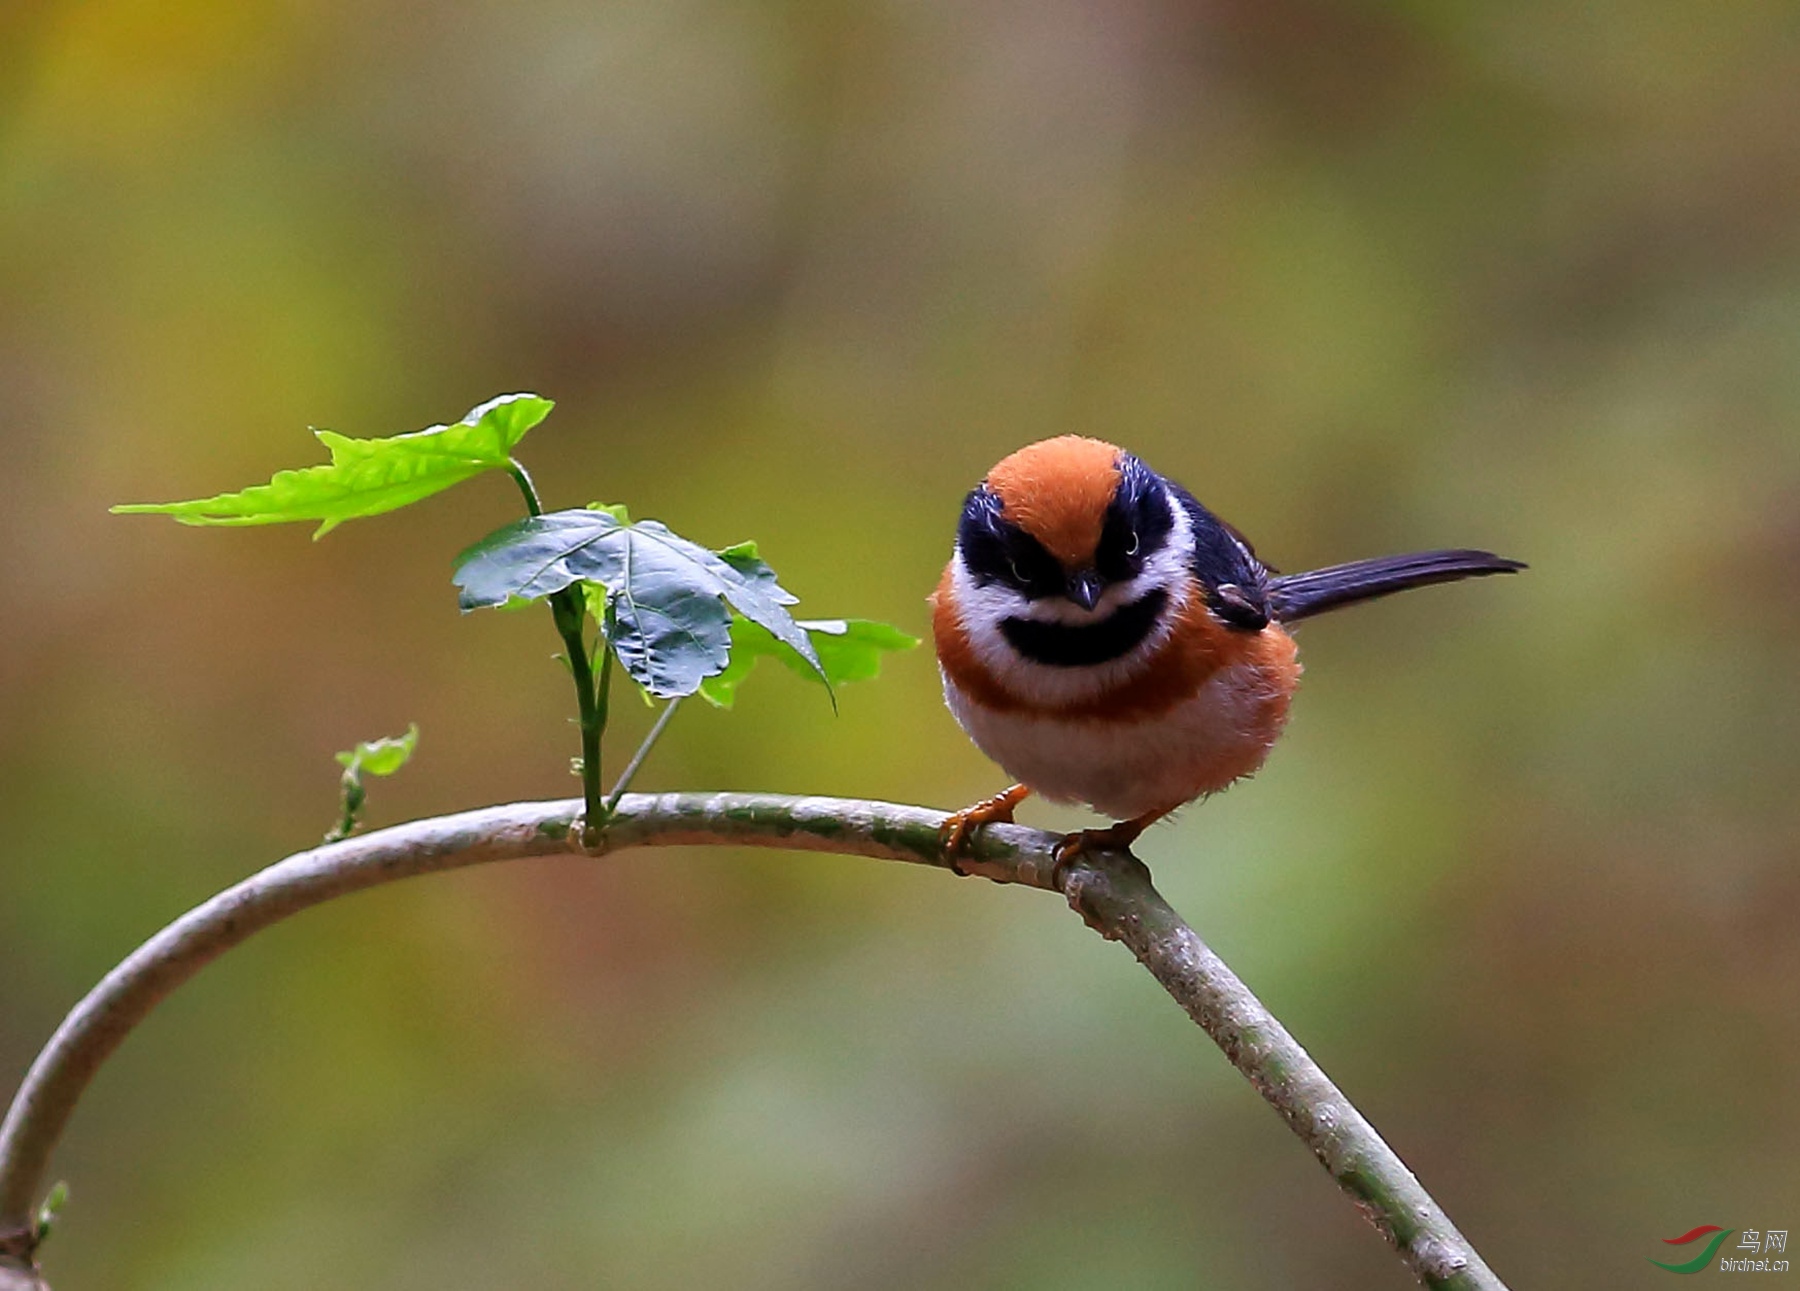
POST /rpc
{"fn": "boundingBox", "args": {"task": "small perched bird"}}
[931,436,1522,869]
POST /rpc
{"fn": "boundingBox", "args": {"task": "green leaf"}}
[453,509,825,699]
[34,1181,68,1245]
[113,393,552,537]
[698,617,919,708]
[808,618,919,683]
[334,724,420,777]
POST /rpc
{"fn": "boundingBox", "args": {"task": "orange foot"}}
[1051,805,1176,887]
[938,784,1032,874]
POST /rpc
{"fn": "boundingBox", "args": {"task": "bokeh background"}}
[3,1,1799,1287]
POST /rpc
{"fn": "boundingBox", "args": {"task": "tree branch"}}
[0,794,1505,1289]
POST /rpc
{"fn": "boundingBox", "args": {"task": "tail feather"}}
[1267,549,1525,624]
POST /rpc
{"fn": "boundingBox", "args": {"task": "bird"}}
[930,435,1523,872]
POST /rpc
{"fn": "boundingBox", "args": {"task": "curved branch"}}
[0,793,1505,1289]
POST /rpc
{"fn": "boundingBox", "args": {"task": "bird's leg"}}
[1051,805,1177,887]
[938,784,1032,873]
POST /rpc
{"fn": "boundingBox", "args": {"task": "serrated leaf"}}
[698,617,919,708]
[113,394,552,537]
[334,724,419,776]
[453,509,825,699]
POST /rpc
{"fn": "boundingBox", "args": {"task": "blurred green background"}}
[3,1,1798,1286]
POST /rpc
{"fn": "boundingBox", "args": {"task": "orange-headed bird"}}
[932,436,1522,867]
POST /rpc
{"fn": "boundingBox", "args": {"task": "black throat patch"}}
[999,589,1169,668]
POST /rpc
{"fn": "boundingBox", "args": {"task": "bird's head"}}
[954,436,1269,639]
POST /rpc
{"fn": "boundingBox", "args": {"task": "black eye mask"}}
[956,485,1064,600]
[1094,454,1175,584]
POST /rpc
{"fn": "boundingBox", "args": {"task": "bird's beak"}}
[1066,570,1105,611]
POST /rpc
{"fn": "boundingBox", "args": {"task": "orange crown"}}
[983,436,1123,567]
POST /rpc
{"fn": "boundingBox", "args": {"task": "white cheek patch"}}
[949,500,1199,707]
[951,574,1032,631]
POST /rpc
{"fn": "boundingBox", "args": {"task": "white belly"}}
[941,663,1291,820]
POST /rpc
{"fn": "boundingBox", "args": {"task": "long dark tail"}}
[1267,549,1525,624]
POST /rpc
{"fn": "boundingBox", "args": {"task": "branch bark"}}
[0,793,1506,1289]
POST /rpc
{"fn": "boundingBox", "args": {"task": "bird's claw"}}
[938,784,1031,875]
[1050,820,1148,889]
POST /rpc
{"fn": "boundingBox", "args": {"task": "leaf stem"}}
[555,600,608,845]
[510,455,609,840]
[604,699,681,813]
[324,764,365,843]
[507,459,544,518]
[590,640,613,818]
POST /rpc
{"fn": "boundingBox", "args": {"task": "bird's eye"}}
[1007,557,1027,585]
[1125,530,1140,557]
